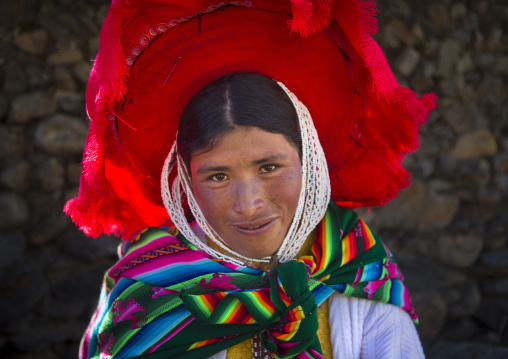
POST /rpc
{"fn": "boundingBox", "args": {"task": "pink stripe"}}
[118,250,206,278]
[146,316,194,354]
[107,236,179,277]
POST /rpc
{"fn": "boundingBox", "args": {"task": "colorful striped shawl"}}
[80,203,417,359]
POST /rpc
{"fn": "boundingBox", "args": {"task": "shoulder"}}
[327,293,425,359]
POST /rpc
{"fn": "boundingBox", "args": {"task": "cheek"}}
[269,169,302,214]
[193,185,229,222]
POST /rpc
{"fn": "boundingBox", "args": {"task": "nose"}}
[232,178,264,218]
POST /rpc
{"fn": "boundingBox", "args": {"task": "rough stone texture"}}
[55,90,84,113]
[362,180,460,230]
[451,129,498,159]
[0,192,30,228]
[429,341,508,359]
[0,126,27,160]
[444,282,482,319]
[0,261,48,324]
[437,234,484,268]
[0,231,26,269]
[479,248,508,268]
[47,49,84,65]
[3,61,27,93]
[0,160,31,192]
[412,291,448,339]
[34,114,88,155]
[395,253,467,292]
[0,0,507,358]
[13,30,49,56]
[33,158,65,192]
[8,91,57,123]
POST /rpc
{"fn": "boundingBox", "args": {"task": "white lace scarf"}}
[161,82,331,266]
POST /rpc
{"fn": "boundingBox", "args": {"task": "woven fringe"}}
[64,2,130,239]
[357,0,378,37]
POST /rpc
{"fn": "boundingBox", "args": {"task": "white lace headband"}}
[161,81,331,266]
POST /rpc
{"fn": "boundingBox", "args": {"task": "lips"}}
[231,217,278,236]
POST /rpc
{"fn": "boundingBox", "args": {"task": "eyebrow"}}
[196,154,289,174]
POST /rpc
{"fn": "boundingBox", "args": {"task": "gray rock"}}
[495,56,508,76]
[0,261,48,323]
[487,26,502,50]
[12,29,48,55]
[395,48,420,77]
[444,282,482,318]
[0,95,8,120]
[479,75,505,106]
[395,253,467,292]
[494,153,508,173]
[67,163,83,185]
[53,66,78,91]
[451,129,498,159]
[482,278,508,296]
[26,66,52,89]
[35,114,88,155]
[480,248,508,268]
[454,159,491,189]
[428,3,450,32]
[496,174,508,194]
[58,230,118,261]
[429,341,508,359]
[439,319,483,342]
[34,157,66,192]
[38,294,88,320]
[474,299,508,335]
[88,37,100,59]
[437,234,483,268]
[51,264,109,304]
[0,160,31,191]
[362,180,460,231]
[0,192,29,228]
[55,90,84,113]
[54,342,80,359]
[484,213,508,250]
[39,319,87,345]
[477,187,503,205]
[8,91,57,123]
[412,291,447,339]
[47,49,84,65]
[0,126,27,160]
[437,39,461,78]
[442,102,487,134]
[29,214,70,245]
[0,231,26,269]
[478,53,495,68]
[0,0,39,30]
[25,190,62,219]
[74,61,92,84]
[1,311,34,334]
[9,328,48,352]
[2,61,27,93]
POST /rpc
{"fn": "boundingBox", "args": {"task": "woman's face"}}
[190,126,302,259]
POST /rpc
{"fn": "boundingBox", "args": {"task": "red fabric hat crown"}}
[64,0,437,240]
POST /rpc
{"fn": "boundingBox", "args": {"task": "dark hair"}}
[177,73,301,166]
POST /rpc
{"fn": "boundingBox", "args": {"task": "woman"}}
[67,1,436,358]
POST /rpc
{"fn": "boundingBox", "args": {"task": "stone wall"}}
[0,0,506,358]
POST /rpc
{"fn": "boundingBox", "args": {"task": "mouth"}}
[231,217,277,236]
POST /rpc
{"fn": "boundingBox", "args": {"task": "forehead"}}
[190,126,300,169]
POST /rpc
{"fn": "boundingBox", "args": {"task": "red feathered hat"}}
[64,0,437,240]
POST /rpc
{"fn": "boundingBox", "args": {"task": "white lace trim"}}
[161,81,330,266]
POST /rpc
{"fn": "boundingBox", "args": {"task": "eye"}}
[260,164,278,173]
[210,173,228,182]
